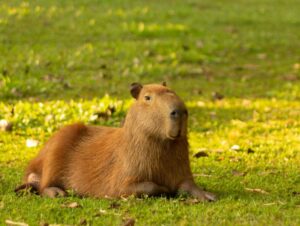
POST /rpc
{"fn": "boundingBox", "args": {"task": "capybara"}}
[15,82,216,201]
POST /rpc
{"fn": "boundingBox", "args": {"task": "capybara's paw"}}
[42,187,66,198]
[195,191,217,202]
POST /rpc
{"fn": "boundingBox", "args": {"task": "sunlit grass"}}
[0,96,299,225]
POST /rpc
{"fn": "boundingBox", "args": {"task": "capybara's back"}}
[16,83,216,201]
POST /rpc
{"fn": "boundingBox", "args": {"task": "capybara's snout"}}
[170,108,188,120]
[166,103,188,140]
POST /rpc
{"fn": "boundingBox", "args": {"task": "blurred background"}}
[1,0,299,101]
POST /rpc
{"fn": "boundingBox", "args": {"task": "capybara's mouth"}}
[167,130,181,140]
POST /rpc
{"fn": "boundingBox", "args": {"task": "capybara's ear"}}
[161,81,167,87]
[130,83,143,99]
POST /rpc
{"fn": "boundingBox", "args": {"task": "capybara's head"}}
[125,82,188,140]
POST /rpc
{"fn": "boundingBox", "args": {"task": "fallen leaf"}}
[283,74,298,81]
[263,202,276,206]
[0,119,13,132]
[5,122,13,131]
[242,99,252,106]
[277,201,286,205]
[214,149,224,153]
[99,209,107,214]
[194,151,209,158]
[234,64,258,71]
[203,67,214,81]
[11,88,23,97]
[43,74,59,82]
[133,58,140,65]
[245,188,269,194]
[210,111,217,119]
[79,219,87,225]
[232,170,246,177]
[257,53,267,60]
[61,202,81,208]
[259,170,277,176]
[196,101,205,107]
[143,50,155,57]
[293,63,300,70]
[225,26,238,34]
[243,64,258,70]
[63,81,72,89]
[26,139,39,148]
[182,198,201,205]
[247,148,255,154]
[68,202,81,208]
[109,201,121,209]
[93,209,107,217]
[121,196,129,201]
[211,92,224,101]
[104,195,114,199]
[195,40,204,48]
[264,201,285,206]
[5,220,28,226]
[188,68,203,76]
[156,55,165,63]
[229,156,242,162]
[216,156,225,161]
[231,145,241,151]
[122,218,135,226]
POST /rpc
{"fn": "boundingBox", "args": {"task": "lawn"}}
[0,0,300,225]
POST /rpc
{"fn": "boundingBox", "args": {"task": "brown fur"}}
[16,83,216,201]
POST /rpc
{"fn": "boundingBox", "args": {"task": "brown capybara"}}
[15,82,216,201]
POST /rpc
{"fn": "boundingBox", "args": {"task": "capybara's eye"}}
[144,95,151,101]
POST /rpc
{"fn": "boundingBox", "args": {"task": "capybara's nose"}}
[170,107,188,119]
[170,109,184,120]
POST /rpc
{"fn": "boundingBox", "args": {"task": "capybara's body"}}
[17,83,216,201]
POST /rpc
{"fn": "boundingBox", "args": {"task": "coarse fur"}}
[16,83,216,201]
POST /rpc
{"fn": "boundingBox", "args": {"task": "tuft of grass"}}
[1,0,300,225]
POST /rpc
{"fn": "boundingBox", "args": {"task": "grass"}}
[0,0,300,225]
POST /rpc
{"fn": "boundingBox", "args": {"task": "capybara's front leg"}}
[178,179,217,201]
[123,182,169,197]
[42,187,66,198]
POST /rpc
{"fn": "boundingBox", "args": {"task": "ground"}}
[0,0,300,225]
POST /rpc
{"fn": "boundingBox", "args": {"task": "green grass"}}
[0,0,300,225]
